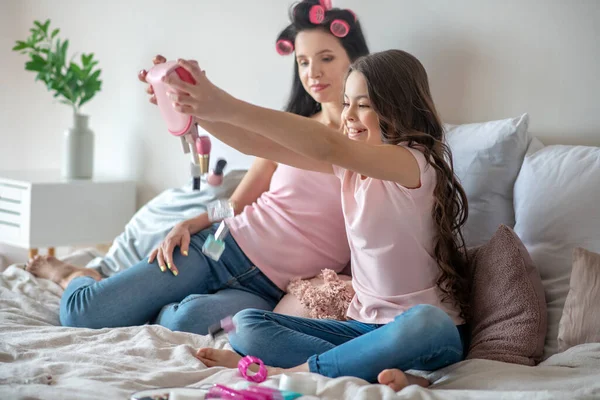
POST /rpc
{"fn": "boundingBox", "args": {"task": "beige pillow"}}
[557,247,600,352]
[467,225,547,366]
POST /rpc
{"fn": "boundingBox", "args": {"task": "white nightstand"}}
[0,170,136,258]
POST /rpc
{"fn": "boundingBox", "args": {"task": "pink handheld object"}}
[145,61,197,137]
[238,356,268,383]
[146,60,212,190]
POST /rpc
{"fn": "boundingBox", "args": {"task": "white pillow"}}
[513,144,600,359]
[446,113,531,247]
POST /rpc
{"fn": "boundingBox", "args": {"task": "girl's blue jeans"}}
[229,305,468,383]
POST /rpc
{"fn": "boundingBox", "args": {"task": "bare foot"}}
[195,348,301,376]
[26,255,102,289]
[196,348,243,368]
[377,369,430,392]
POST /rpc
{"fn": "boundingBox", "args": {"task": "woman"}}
[26,0,369,336]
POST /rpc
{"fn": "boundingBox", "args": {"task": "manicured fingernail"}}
[172,269,179,277]
[183,251,188,256]
[167,263,172,270]
[159,265,166,272]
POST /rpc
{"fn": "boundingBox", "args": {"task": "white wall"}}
[1,0,599,265]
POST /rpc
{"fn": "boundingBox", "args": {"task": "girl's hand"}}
[137,54,167,104]
[163,59,234,123]
[147,221,192,276]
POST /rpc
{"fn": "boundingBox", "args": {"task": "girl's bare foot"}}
[25,255,102,289]
[377,369,430,391]
[195,348,306,376]
[196,348,242,368]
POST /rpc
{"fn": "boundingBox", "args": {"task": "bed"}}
[1,251,599,400]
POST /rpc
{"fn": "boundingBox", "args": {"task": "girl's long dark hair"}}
[351,50,471,321]
[277,0,370,117]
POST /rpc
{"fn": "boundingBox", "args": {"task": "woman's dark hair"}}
[350,50,472,321]
[277,0,369,117]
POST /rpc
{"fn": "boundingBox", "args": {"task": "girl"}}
[26,0,369,335]
[162,49,471,390]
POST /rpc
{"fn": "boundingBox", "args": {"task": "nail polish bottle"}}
[202,221,229,261]
[207,158,227,186]
[207,198,235,222]
[208,315,236,338]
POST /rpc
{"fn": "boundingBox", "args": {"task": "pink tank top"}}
[334,146,463,325]
[226,164,350,290]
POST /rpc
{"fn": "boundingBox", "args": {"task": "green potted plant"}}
[13,19,103,179]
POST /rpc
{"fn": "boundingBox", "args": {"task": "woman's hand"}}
[137,54,167,104]
[147,221,192,276]
[163,59,235,123]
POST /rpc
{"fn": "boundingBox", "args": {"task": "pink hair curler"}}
[330,19,350,38]
[346,9,357,21]
[309,4,325,24]
[238,356,267,383]
[146,60,212,190]
[319,0,332,10]
[275,39,294,55]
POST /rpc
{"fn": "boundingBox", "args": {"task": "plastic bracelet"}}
[237,355,267,383]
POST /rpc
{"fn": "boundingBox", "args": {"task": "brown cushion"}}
[557,247,600,352]
[467,225,547,366]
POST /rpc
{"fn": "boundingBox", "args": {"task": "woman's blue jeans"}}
[59,225,284,334]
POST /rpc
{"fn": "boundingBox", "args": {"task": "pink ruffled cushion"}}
[273,269,354,320]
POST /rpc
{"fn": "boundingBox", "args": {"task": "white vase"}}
[62,113,94,179]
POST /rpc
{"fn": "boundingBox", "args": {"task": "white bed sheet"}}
[1,258,599,400]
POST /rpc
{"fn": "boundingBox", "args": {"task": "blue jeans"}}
[229,305,466,383]
[60,225,284,334]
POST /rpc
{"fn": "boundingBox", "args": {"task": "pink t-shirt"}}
[334,146,463,325]
[226,164,350,290]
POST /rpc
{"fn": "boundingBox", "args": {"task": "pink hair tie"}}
[275,39,294,55]
[309,4,325,24]
[330,19,350,38]
[238,355,267,383]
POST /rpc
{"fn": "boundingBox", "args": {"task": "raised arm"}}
[167,60,420,187]
[139,56,330,174]
[224,101,420,187]
[195,119,332,174]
